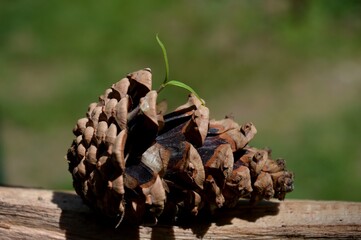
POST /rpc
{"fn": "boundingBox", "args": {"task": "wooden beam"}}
[0,186,360,239]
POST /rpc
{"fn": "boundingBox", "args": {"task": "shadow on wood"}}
[52,191,280,239]
[173,200,280,238]
[52,191,140,240]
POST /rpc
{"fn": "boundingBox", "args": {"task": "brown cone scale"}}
[66,68,294,226]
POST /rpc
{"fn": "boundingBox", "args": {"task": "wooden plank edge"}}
[0,186,360,239]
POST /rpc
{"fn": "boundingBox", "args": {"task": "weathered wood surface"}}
[0,186,360,239]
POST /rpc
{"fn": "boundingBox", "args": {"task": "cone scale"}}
[66,68,294,226]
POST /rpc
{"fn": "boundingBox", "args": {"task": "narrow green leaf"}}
[164,80,205,105]
[156,34,169,84]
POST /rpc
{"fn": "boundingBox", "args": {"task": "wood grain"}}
[0,186,360,239]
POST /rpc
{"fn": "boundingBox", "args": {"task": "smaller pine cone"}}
[66,68,294,226]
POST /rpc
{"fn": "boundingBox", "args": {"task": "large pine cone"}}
[66,68,294,226]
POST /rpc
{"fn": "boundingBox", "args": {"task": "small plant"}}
[156,34,205,105]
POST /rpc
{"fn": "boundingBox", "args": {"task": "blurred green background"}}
[1,0,361,201]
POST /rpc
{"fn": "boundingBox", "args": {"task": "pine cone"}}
[66,68,294,226]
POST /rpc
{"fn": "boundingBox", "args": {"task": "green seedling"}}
[156,34,205,105]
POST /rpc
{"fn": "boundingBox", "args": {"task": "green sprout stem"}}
[156,34,205,105]
[163,80,205,105]
[156,34,169,85]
